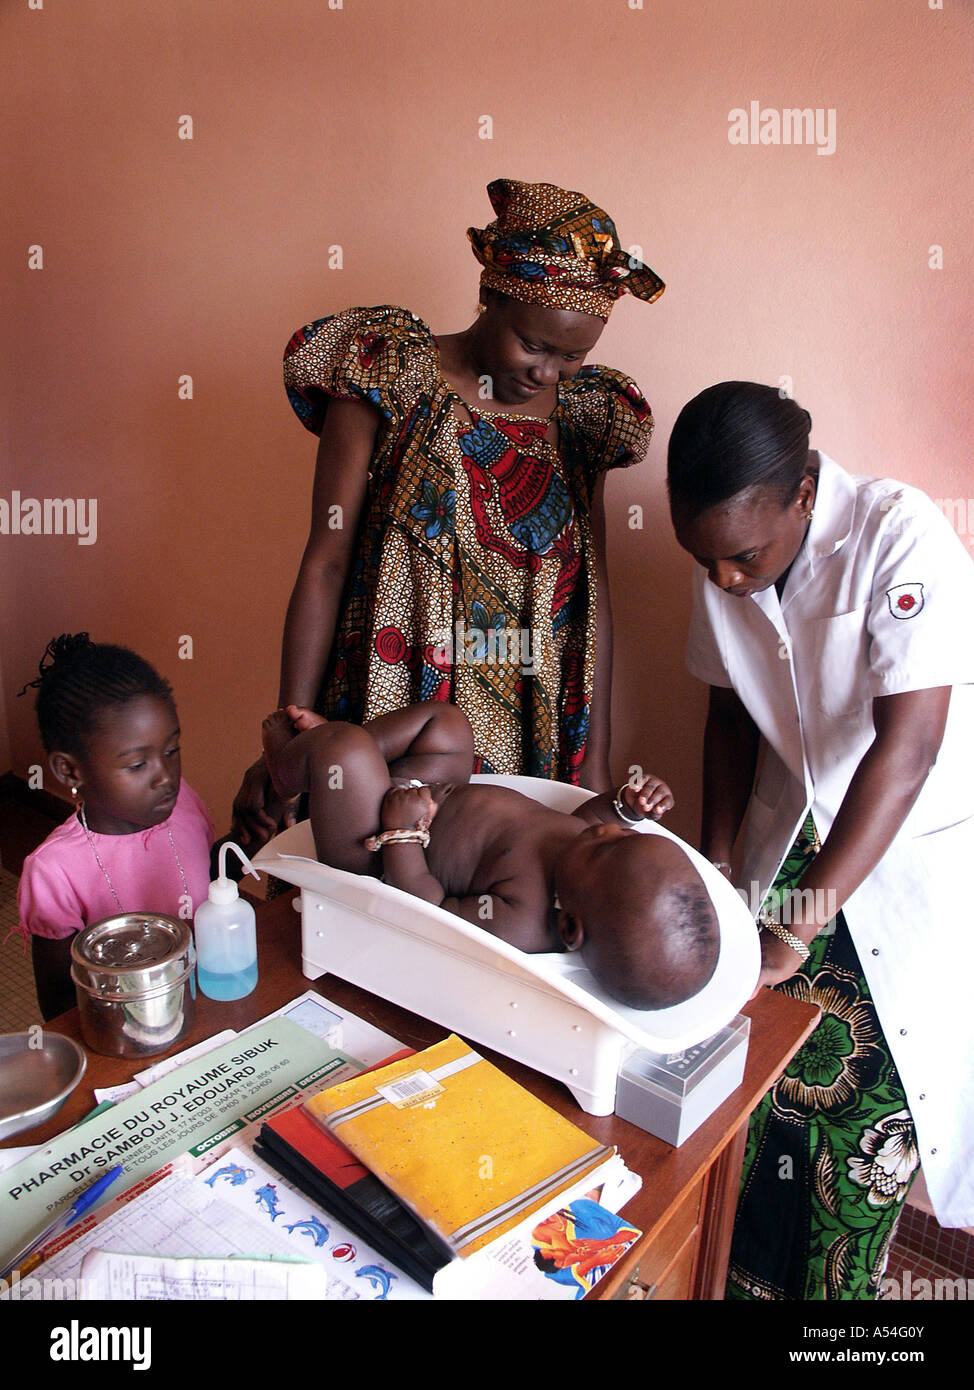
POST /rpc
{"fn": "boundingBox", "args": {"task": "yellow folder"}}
[304,1034,614,1258]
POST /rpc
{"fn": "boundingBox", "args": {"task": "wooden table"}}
[16,890,819,1301]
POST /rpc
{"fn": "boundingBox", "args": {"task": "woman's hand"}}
[230,755,299,851]
[753,928,805,995]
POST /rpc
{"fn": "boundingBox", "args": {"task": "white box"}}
[614,1014,751,1146]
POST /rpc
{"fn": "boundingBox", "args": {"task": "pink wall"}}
[2,0,972,845]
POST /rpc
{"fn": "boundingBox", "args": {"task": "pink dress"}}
[17,782,214,940]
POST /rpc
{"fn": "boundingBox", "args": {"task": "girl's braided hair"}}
[18,633,173,756]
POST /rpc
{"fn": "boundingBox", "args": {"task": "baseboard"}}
[0,771,71,821]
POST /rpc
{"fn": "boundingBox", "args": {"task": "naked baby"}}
[261,703,719,1011]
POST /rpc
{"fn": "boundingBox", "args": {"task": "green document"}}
[0,1018,360,1266]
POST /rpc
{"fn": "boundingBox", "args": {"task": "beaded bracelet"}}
[364,826,431,852]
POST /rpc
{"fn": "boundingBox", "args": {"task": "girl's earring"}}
[476,302,487,316]
[70,786,78,797]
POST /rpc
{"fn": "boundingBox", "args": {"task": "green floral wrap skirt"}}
[726,817,920,1301]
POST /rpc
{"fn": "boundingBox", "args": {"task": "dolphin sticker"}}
[355,1264,397,1300]
[284,1216,330,1246]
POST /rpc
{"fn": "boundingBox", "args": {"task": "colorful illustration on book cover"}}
[531,1198,640,1298]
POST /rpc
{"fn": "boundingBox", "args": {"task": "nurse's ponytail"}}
[667,382,812,516]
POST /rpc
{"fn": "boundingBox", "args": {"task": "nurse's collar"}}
[804,454,858,561]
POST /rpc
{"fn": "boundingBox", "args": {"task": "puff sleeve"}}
[558,365,655,480]
[17,849,85,941]
[283,305,439,436]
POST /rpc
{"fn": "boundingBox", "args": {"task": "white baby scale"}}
[254,776,760,1117]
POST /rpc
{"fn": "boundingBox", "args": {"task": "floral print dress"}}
[726,817,919,1301]
[283,306,654,782]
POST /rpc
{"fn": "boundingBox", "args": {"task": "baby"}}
[262,703,719,1011]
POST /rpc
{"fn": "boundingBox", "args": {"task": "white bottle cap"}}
[208,842,260,906]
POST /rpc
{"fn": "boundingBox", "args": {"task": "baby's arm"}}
[573,771,675,826]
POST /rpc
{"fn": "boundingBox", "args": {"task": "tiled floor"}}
[0,866,40,1031]
[879,1199,974,1300]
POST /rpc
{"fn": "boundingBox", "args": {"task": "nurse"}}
[667,381,974,1300]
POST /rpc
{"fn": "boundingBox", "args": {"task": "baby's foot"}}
[284,704,327,733]
[262,710,303,801]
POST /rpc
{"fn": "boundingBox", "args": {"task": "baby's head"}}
[555,824,719,1010]
[20,633,180,834]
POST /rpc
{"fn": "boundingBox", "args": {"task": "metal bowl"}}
[0,1032,87,1141]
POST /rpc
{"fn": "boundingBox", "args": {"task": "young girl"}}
[17,634,214,1020]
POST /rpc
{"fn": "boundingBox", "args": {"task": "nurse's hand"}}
[754,929,805,994]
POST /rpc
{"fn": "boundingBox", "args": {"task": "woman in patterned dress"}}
[233,180,664,845]
[667,382,974,1299]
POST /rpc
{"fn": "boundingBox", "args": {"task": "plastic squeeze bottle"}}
[194,842,261,1001]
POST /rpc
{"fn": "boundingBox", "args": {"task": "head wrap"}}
[468,179,665,321]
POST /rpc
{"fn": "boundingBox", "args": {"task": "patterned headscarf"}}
[468,179,665,321]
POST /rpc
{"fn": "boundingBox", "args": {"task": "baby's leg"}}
[364,703,475,787]
[262,712,390,874]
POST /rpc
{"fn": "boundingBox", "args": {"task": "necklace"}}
[79,802,190,912]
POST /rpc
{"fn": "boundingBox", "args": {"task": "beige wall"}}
[2,0,972,845]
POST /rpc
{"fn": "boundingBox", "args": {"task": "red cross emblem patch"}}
[886,583,924,619]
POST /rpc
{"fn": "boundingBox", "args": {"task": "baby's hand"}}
[624,771,675,821]
[380,784,437,832]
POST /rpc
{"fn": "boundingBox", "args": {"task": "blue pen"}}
[0,1164,125,1280]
